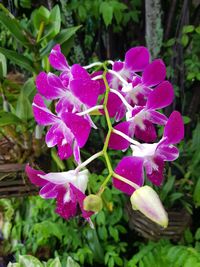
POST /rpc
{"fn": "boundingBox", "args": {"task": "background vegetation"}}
[0,0,200,266]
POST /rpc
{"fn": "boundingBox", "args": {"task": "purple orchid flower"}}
[109,46,150,89]
[109,80,174,147]
[36,45,100,127]
[113,111,184,189]
[105,50,166,121]
[25,165,92,221]
[32,94,91,162]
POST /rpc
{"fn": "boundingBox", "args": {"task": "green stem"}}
[36,21,45,43]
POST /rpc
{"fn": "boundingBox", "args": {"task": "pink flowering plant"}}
[26,45,184,228]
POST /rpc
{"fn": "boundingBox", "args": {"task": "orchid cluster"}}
[26,45,184,228]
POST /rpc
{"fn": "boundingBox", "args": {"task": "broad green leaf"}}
[195,26,200,34]
[0,52,7,78]
[20,0,32,9]
[0,47,35,73]
[31,6,50,29]
[100,2,113,27]
[66,256,80,267]
[181,34,189,47]
[165,38,176,47]
[0,11,31,47]
[183,116,191,124]
[195,229,200,241]
[0,111,22,126]
[183,25,195,34]
[48,257,61,267]
[20,77,36,98]
[86,228,104,263]
[40,26,81,57]
[15,90,33,121]
[7,263,20,267]
[19,255,43,267]
[39,5,61,41]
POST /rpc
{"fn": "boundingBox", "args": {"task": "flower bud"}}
[130,186,168,228]
[83,194,103,213]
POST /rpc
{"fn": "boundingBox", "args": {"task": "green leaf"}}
[193,179,200,207]
[0,11,31,47]
[0,52,7,78]
[183,116,191,124]
[40,26,81,57]
[160,175,175,202]
[7,263,20,267]
[66,256,81,267]
[33,221,64,240]
[86,228,104,263]
[0,111,22,126]
[19,255,43,267]
[195,26,200,34]
[165,38,176,47]
[182,25,195,34]
[109,226,119,242]
[195,229,200,241]
[15,90,33,121]
[31,6,50,29]
[41,5,61,41]
[51,148,65,170]
[181,34,189,47]
[0,47,35,73]
[48,257,61,267]
[100,2,113,27]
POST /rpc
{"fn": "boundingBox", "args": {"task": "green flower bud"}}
[83,194,103,213]
[130,186,168,228]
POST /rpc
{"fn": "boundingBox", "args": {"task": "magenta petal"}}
[145,157,164,186]
[105,92,124,118]
[114,156,144,195]
[157,145,179,161]
[109,121,131,150]
[39,183,59,199]
[70,79,99,107]
[71,64,90,79]
[32,94,58,125]
[73,142,81,164]
[134,120,157,142]
[148,110,168,125]
[56,187,77,220]
[45,123,63,147]
[61,112,91,147]
[56,97,74,114]
[113,61,124,72]
[90,71,105,94]
[147,81,174,109]
[70,183,93,219]
[57,143,73,160]
[142,59,166,87]
[164,111,184,144]
[49,44,69,71]
[125,46,150,72]
[25,165,47,187]
[36,72,65,100]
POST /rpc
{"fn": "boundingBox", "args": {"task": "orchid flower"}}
[32,94,91,163]
[113,111,184,188]
[109,80,174,146]
[25,165,92,221]
[105,49,166,121]
[36,45,100,127]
